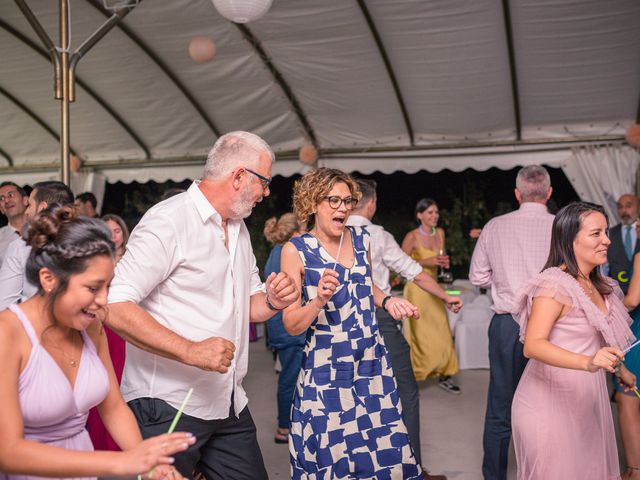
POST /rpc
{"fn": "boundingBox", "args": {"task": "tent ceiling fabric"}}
[0,0,639,183]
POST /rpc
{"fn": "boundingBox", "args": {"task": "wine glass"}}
[437,248,454,284]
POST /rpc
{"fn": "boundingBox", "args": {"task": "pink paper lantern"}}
[70,154,83,172]
[188,36,217,64]
[299,143,318,165]
[626,124,640,148]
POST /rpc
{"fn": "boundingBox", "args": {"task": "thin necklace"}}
[46,330,81,368]
[577,272,594,296]
[418,225,436,237]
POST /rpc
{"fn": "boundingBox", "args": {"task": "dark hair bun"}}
[27,205,78,252]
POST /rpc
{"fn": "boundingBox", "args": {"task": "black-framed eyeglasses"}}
[245,168,272,190]
[323,195,358,210]
[0,190,19,202]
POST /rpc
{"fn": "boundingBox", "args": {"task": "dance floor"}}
[244,340,516,479]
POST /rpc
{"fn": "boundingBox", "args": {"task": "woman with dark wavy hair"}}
[0,207,194,479]
[511,202,636,479]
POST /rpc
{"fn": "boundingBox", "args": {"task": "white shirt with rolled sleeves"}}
[0,237,36,310]
[108,181,265,420]
[469,202,554,314]
[0,224,20,266]
[346,215,422,294]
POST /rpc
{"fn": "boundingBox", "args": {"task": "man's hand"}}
[185,337,235,373]
[384,297,419,321]
[444,295,463,313]
[265,271,299,310]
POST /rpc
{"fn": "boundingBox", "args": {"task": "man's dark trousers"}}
[482,313,528,480]
[376,307,423,466]
[128,397,268,480]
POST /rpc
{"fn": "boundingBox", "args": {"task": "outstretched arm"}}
[0,311,194,478]
[106,302,235,373]
[524,296,623,373]
[378,230,461,312]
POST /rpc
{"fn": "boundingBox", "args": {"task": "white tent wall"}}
[562,145,640,223]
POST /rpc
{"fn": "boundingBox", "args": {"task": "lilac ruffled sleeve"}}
[512,267,635,349]
[512,268,575,343]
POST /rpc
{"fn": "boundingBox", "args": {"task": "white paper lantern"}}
[212,0,273,23]
[188,36,217,64]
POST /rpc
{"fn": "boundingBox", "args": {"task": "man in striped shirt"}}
[469,165,554,480]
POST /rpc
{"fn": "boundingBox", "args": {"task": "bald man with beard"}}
[606,194,640,293]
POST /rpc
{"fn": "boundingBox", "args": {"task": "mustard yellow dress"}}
[403,246,459,381]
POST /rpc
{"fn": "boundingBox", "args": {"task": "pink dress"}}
[2,304,110,480]
[511,267,635,480]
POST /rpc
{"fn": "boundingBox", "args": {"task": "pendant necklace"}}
[47,330,80,368]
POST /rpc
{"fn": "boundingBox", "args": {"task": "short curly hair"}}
[292,168,361,224]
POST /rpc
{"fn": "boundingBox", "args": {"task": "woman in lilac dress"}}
[512,202,637,480]
[0,207,194,480]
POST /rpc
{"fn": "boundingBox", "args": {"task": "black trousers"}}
[376,307,423,466]
[128,397,268,480]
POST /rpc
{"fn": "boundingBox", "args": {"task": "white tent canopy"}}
[0,0,639,189]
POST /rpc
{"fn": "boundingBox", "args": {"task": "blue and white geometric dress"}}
[288,226,422,479]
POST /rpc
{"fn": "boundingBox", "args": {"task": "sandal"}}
[274,427,289,444]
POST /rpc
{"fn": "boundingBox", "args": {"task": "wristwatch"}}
[381,295,392,311]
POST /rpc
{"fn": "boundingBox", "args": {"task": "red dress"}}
[86,326,126,450]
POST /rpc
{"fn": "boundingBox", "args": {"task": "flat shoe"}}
[274,428,289,444]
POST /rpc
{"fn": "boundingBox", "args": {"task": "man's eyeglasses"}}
[323,196,358,210]
[245,168,272,190]
[0,190,19,202]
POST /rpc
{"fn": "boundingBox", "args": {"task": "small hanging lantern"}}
[211,0,273,23]
[188,36,217,64]
[70,154,83,173]
[626,123,640,148]
[299,142,318,165]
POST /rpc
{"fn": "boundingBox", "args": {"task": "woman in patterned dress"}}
[281,168,423,479]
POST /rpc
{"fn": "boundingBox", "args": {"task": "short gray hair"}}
[516,165,551,202]
[203,131,274,180]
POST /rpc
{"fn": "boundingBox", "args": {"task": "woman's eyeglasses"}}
[245,168,272,190]
[322,196,358,210]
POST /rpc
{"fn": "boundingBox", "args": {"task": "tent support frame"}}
[0,84,78,157]
[0,18,151,161]
[14,0,137,186]
[501,0,522,141]
[356,0,414,146]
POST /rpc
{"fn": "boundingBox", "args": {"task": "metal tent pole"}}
[14,0,138,186]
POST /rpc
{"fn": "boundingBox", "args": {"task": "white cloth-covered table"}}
[453,291,493,369]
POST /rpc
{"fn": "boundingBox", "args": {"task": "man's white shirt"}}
[108,182,264,420]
